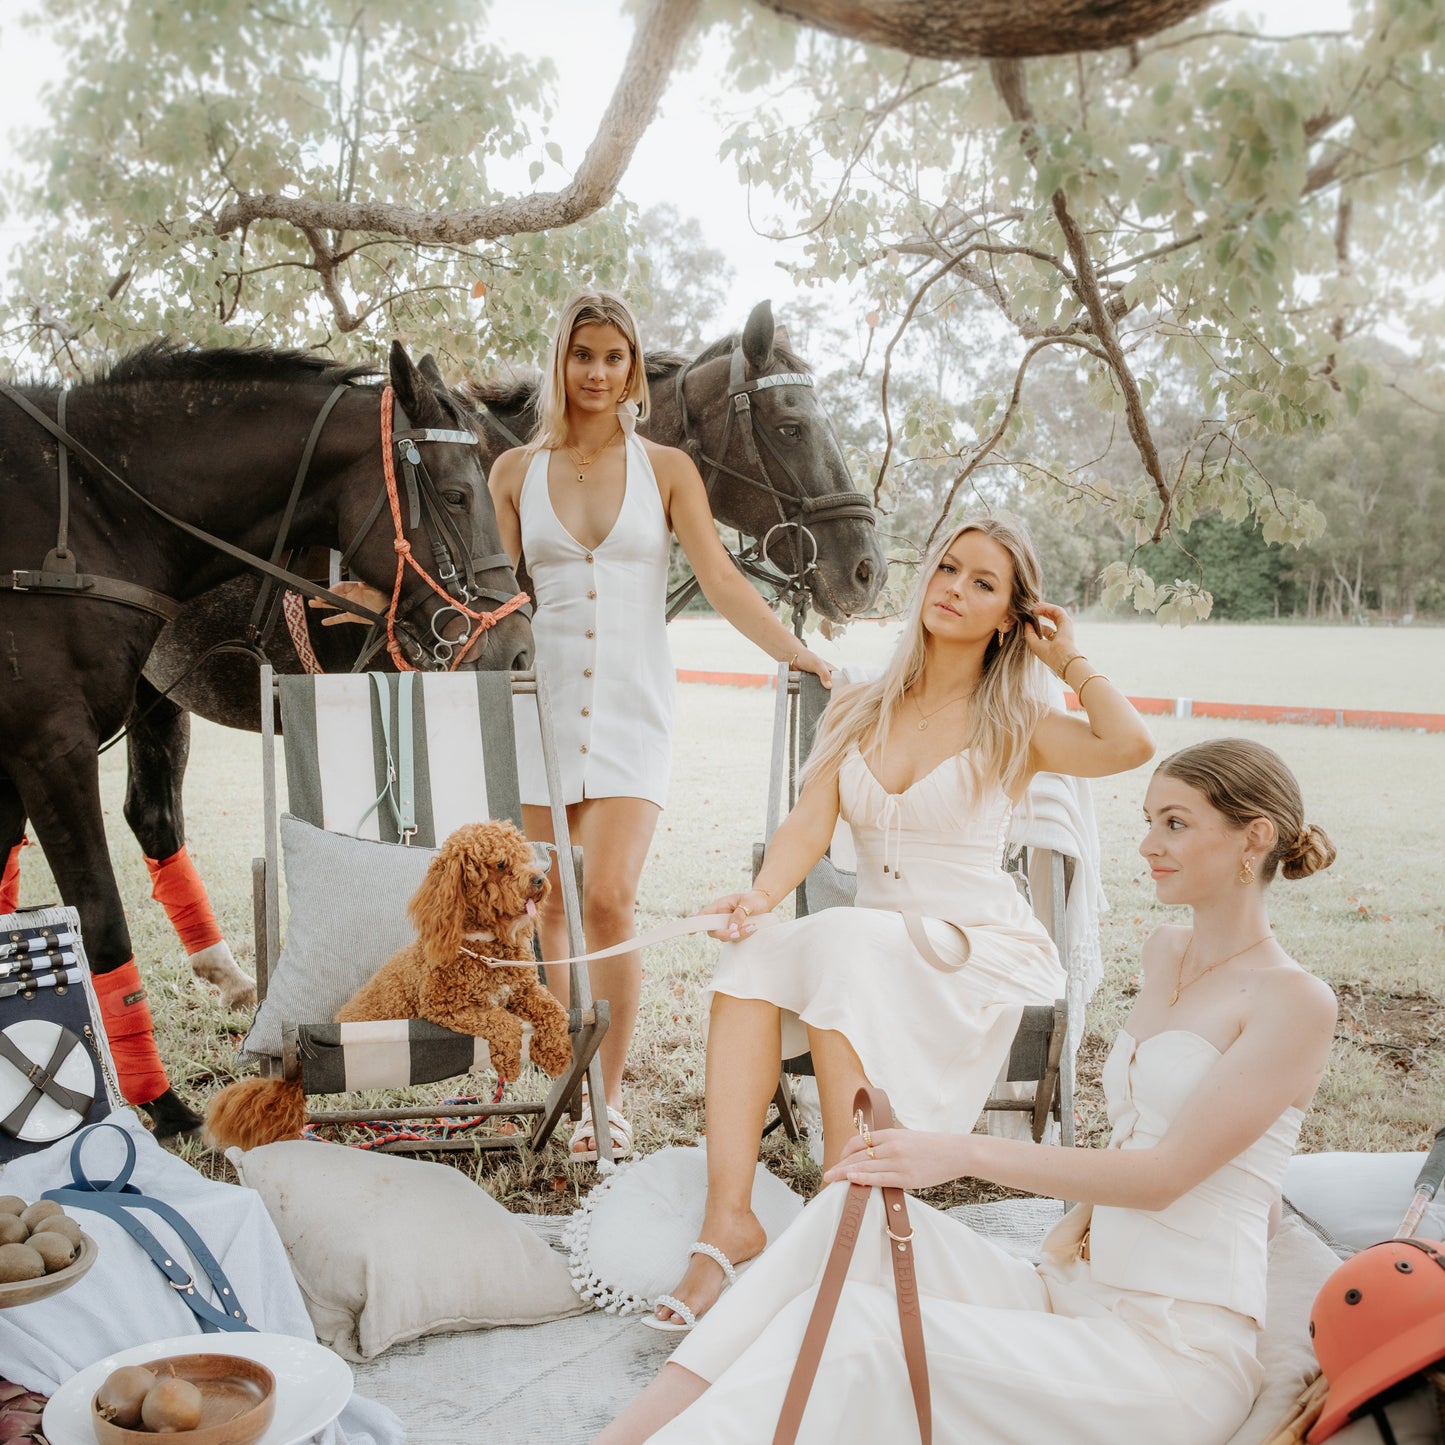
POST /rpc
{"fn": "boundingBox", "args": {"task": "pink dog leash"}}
[464,911,780,969]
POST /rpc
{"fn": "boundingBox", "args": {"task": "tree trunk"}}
[756,0,1219,59]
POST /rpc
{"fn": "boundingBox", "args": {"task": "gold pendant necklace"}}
[1169,931,1273,1007]
[910,688,972,731]
[566,425,621,482]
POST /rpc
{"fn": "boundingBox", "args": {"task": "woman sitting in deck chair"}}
[603,738,1339,1444]
[648,516,1155,1331]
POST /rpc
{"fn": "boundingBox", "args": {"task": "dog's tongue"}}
[526,899,537,917]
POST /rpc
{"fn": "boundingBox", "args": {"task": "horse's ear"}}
[418,353,446,390]
[388,340,426,417]
[742,300,775,377]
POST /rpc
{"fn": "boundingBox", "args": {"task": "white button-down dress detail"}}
[513,436,675,809]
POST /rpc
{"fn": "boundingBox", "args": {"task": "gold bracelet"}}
[752,884,775,908]
[786,651,800,670]
[1055,653,1086,683]
[1074,672,1109,702]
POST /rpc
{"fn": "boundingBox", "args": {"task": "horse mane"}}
[100,340,374,390]
[458,334,809,416]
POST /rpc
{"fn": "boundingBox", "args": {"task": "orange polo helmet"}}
[1307,1236,1445,1442]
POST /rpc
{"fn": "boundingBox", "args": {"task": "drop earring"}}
[1238,857,1256,885]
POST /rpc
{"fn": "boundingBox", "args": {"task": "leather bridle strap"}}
[246,382,351,641]
[773,1085,930,1445]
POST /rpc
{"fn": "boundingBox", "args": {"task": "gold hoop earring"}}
[1238,857,1256,885]
[997,627,1006,646]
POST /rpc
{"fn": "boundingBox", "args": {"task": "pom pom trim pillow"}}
[562,1145,804,1315]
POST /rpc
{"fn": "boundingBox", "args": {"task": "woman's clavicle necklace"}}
[909,686,973,731]
[565,424,622,482]
[1169,930,1274,1007]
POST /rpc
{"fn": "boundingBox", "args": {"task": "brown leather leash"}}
[773,1085,931,1445]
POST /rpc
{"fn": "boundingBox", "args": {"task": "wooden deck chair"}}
[246,664,612,1158]
[758,667,1077,1149]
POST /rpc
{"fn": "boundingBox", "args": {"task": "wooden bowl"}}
[90,1354,276,1445]
[0,1230,97,1308]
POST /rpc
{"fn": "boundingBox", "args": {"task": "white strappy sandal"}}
[642,1241,746,1333]
[567,1102,635,1163]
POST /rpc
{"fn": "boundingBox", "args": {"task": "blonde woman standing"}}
[648,515,1155,1329]
[487,291,832,1160]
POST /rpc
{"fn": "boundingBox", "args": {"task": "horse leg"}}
[0,772,26,915]
[7,741,202,1137]
[125,682,257,1011]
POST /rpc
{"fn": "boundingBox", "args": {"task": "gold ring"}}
[860,1123,874,1152]
[867,1148,876,1159]
[736,905,751,918]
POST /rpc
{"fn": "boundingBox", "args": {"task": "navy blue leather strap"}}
[42,1123,254,1333]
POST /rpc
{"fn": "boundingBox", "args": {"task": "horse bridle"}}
[0,379,528,674]
[674,345,876,592]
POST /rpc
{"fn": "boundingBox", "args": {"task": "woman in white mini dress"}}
[648,515,1156,1329]
[601,739,1339,1444]
[488,292,832,1158]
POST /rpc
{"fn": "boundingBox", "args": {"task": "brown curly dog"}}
[205,820,572,1151]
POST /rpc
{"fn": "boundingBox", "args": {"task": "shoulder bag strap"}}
[41,1123,254,1333]
[773,1085,930,1444]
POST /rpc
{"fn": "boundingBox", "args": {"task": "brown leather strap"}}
[773,1085,931,1444]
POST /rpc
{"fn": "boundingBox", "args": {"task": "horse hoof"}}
[140,1088,205,1139]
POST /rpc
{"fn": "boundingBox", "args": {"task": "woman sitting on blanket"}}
[647,516,1155,1331]
[602,737,1339,1445]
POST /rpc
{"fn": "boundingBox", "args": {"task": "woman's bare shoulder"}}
[1139,923,1189,973]
[1254,957,1338,1031]
[488,446,531,489]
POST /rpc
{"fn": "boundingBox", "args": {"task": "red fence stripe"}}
[672,670,1445,733]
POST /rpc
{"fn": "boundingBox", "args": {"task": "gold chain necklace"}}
[565,425,621,482]
[1169,931,1273,1007]
[910,688,972,731]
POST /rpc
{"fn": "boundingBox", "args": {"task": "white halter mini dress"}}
[512,435,674,809]
[655,1027,1304,1445]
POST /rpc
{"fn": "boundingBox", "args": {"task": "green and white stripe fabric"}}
[295,1019,534,1095]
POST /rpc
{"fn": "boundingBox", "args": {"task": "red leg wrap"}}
[144,847,223,955]
[94,960,171,1107]
[0,840,22,916]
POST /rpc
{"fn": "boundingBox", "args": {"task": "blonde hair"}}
[529,290,651,453]
[806,516,1051,800]
[1155,739,1336,882]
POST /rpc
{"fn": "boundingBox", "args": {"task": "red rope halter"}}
[379,385,529,672]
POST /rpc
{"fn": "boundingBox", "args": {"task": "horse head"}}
[666,301,885,623]
[336,342,533,672]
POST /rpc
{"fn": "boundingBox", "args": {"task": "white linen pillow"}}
[243,816,437,1059]
[229,1139,588,1361]
[562,1145,805,1315]
[1284,1151,1445,1251]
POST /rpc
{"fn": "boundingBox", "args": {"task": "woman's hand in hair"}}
[1021,601,1083,677]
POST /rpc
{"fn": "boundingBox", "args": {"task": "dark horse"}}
[0,341,531,1134]
[75,302,884,1000]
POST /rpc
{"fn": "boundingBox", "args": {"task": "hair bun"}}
[1281,822,1336,880]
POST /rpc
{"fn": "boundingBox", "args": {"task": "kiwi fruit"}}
[141,1375,204,1433]
[95,1365,158,1428]
[0,1196,25,1216]
[0,1216,28,1246]
[44,1212,83,1247]
[26,1230,75,1273]
[0,1242,45,1282]
[18,1199,62,1231]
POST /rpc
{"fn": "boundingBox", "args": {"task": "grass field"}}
[11,624,1445,1213]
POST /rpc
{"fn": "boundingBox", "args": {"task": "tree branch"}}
[990,57,1174,537]
[213,0,700,240]
[754,0,1220,60]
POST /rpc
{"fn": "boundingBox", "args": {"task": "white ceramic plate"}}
[42,1331,353,1445]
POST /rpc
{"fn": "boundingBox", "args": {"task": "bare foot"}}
[654,1211,767,1326]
